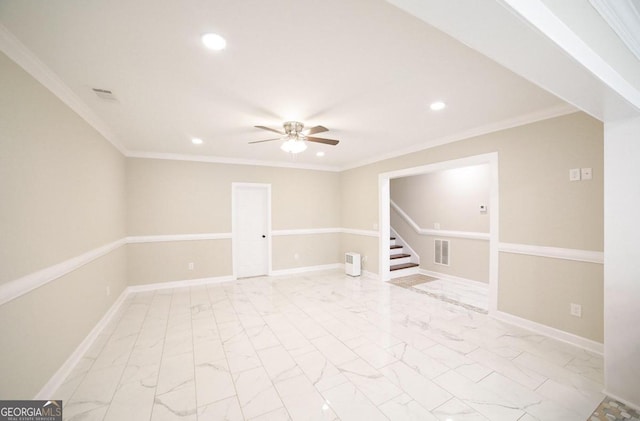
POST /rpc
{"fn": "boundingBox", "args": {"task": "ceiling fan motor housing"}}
[283,121,304,134]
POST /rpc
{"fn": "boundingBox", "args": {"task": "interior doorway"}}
[378,153,499,314]
[232,183,272,278]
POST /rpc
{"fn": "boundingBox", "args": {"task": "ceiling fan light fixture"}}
[280,136,307,154]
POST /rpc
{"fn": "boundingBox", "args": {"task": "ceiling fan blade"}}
[305,125,329,135]
[248,138,281,144]
[254,125,285,135]
[306,136,339,146]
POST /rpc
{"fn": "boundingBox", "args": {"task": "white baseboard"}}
[492,310,604,355]
[270,263,343,277]
[601,390,640,412]
[419,269,488,288]
[35,289,129,399]
[127,275,235,293]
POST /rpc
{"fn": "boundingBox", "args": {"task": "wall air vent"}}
[92,88,118,102]
[434,239,450,266]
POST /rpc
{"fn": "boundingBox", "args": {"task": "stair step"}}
[390,253,411,260]
[390,245,403,250]
[390,262,419,271]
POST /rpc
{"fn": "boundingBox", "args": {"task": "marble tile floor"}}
[54,269,605,421]
[390,274,489,313]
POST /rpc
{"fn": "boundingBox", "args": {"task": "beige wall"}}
[391,208,490,283]
[390,164,490,282]
[0,52,127,397]
[273,234,342,271]
[127,240,231,285]
[391,164,490,232]
[126,158,342,284]
[341,112,604,341]
[0,48,605,399]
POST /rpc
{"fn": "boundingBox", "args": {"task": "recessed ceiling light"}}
[191,137,203,145]
[430,101,446,111]
[316,151,325,157]
[201,33,226,51]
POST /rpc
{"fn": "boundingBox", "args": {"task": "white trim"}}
[499,242,604,264]
[390,227,420,264]
[492,310,604,355]
[589,0,640,62]
[0,227,382,307]
[127,151,340,172]
[127,233,231,243]
[390,200,490,240]
[379,152,500,313]
[128,275,235,293]
[0,24,127,156]
[34,288,129,399]
[341,228,380,237]
[343,105,576,171]
[0,239,126,306]
[272,228,341,236]
[270,263,343,277]
[419,269,488,288]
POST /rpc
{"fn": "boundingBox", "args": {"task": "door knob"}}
[262,235,266,238]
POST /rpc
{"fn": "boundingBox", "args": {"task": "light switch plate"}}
[569,168,581,181]
[581,168,592,180]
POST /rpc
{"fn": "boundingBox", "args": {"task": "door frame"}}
[378,152,499,314]
[232,182,272,279]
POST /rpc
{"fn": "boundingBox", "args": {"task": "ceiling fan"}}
[250,121,339,153]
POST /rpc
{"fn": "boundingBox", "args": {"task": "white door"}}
[233,184,270,278]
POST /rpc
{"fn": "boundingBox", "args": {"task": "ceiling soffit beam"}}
[500,0,640,117]
[589,0,640,62]
[386,0,640,122]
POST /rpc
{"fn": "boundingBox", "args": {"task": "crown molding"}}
[589,0,640,61]
[341,103,578,171]
[126,150,341,172]
[0,24,128,156]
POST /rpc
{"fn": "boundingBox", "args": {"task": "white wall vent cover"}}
[345,252,361,276]
[434,239,450,266]
[92,88,118,102]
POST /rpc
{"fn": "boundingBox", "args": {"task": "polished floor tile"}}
[55,269,604,420]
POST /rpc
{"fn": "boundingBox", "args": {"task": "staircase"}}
[390,236,419,278]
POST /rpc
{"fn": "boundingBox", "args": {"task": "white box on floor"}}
[345,252,361,276]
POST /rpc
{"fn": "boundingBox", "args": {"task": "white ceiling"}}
[0,0,574,170]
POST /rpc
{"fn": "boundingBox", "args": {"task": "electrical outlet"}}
[106,286,111,296]
[188,262,194,270]
[362,255,367,263]
[294,253,299,260]
[434,222,440,230]
[570,303,582,317]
